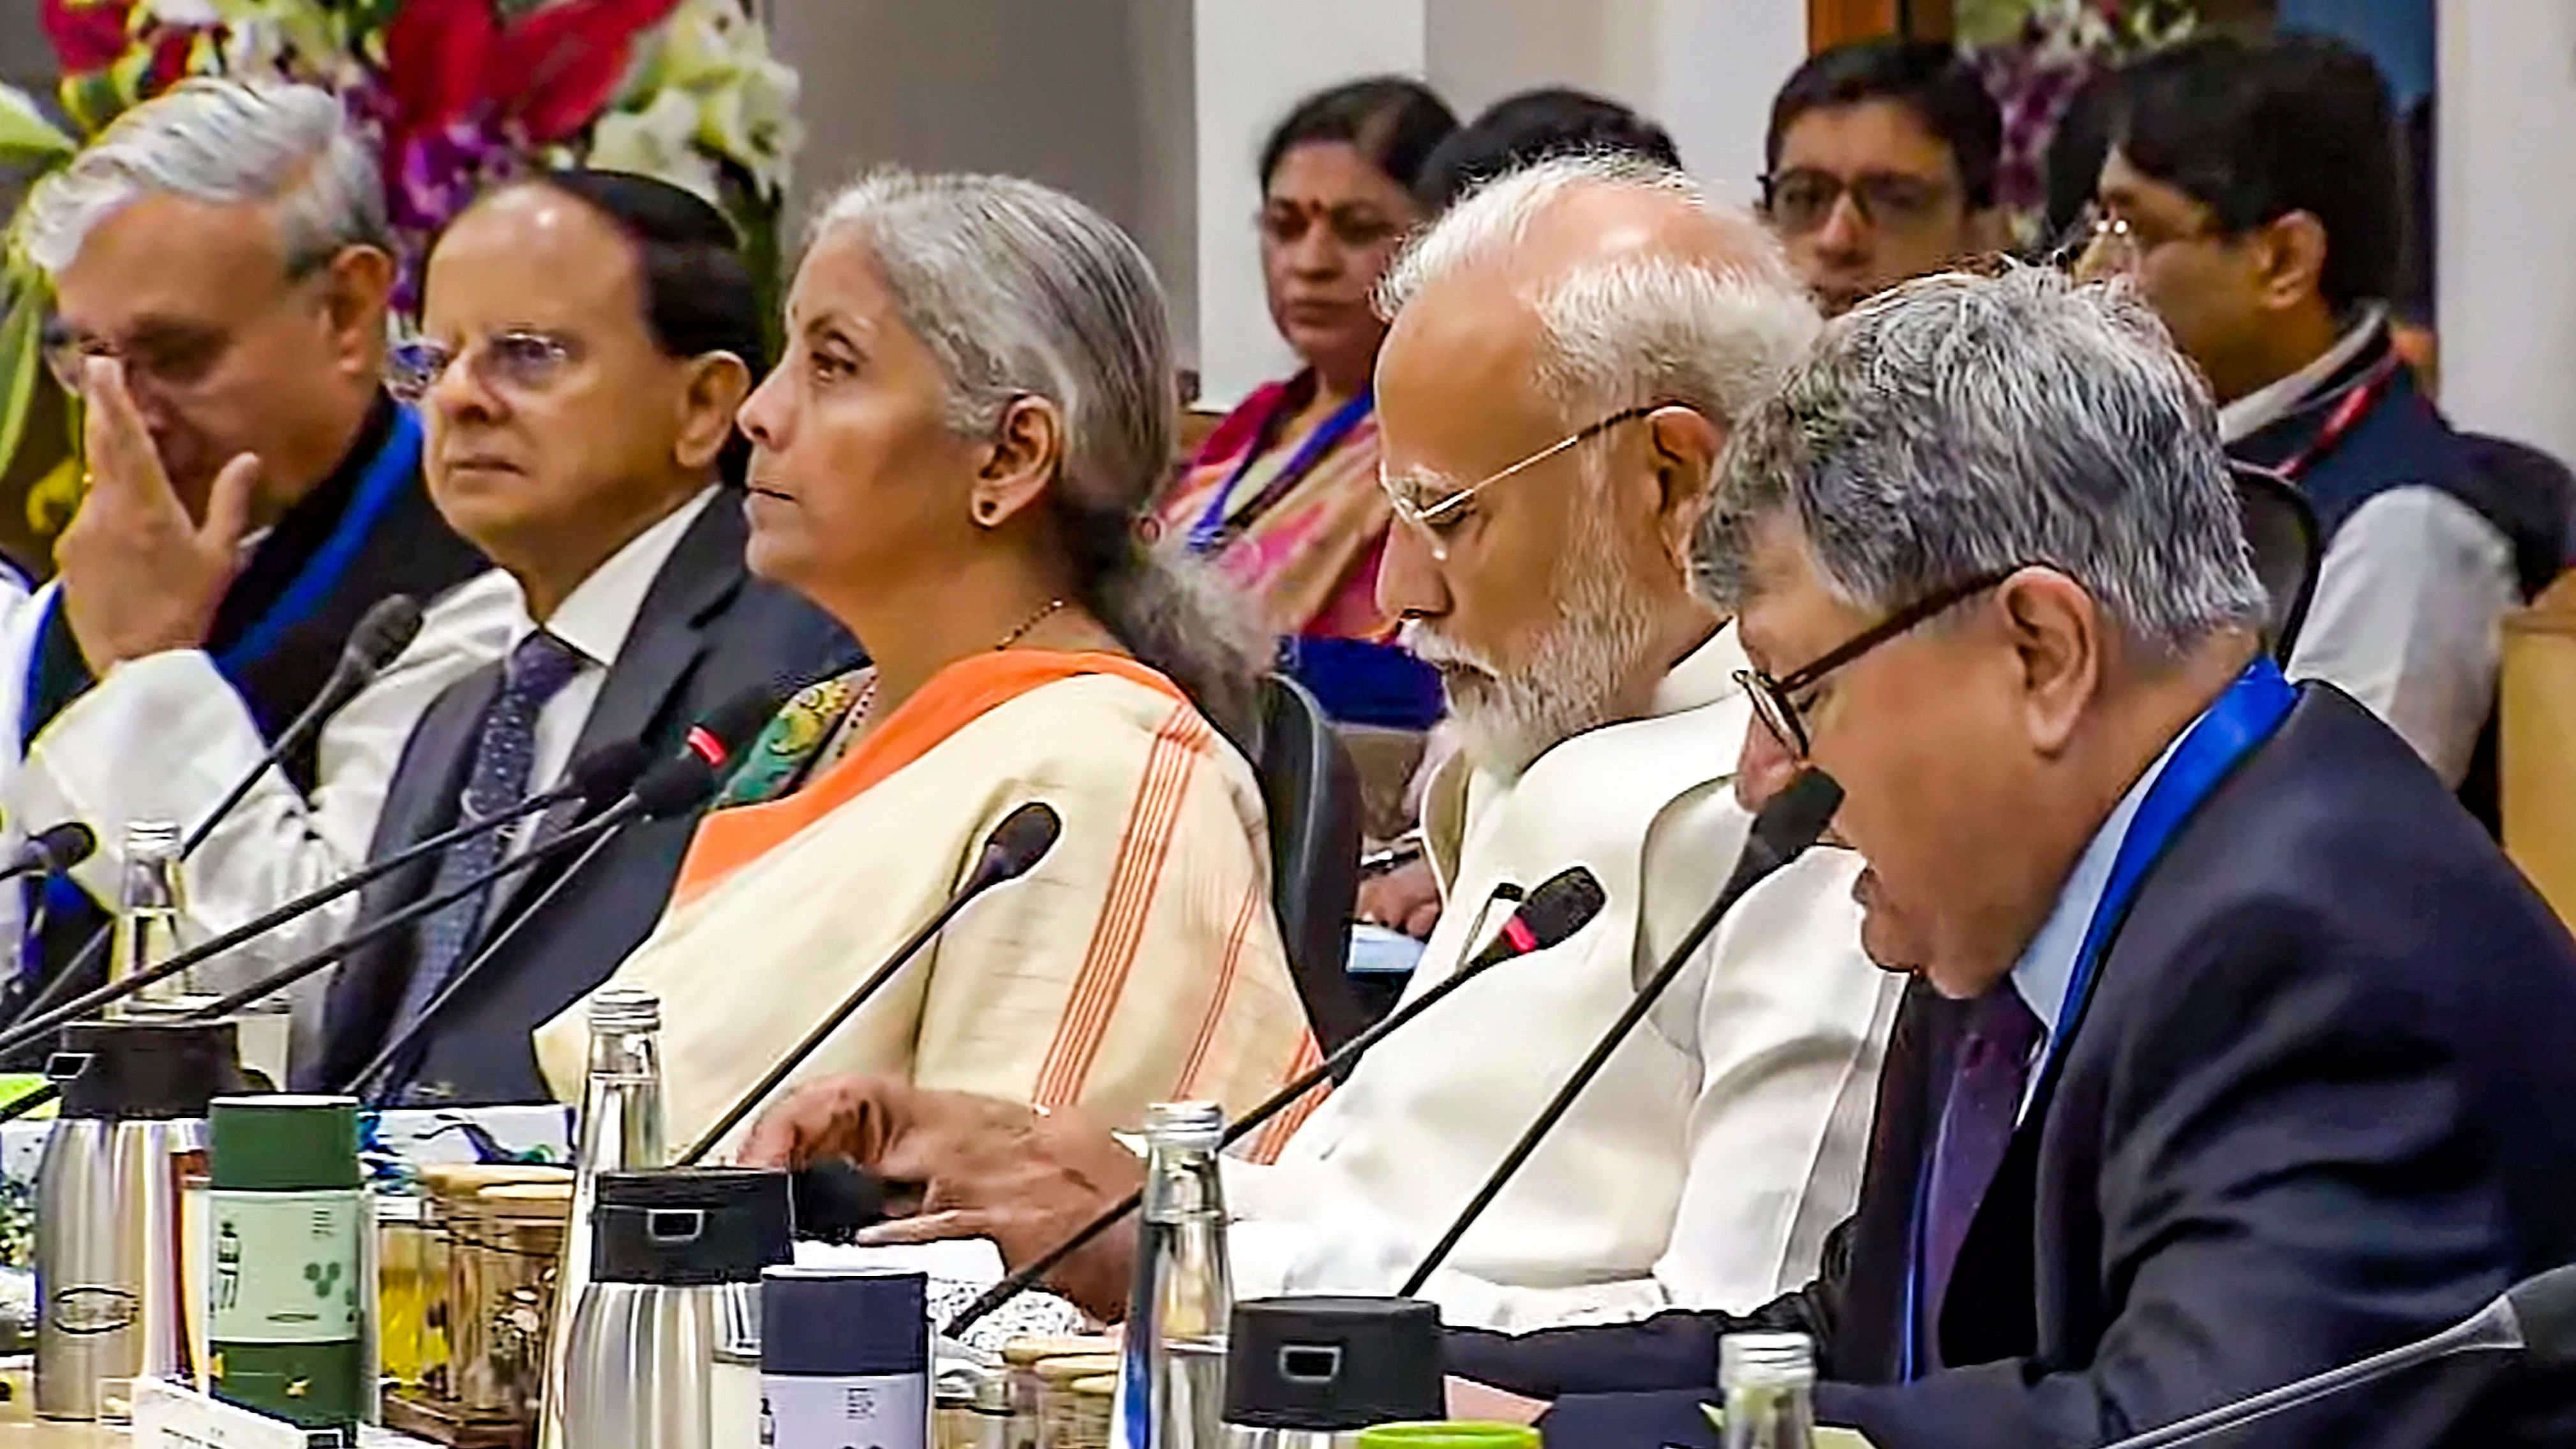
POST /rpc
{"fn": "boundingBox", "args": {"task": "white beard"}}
[1407,509,1664,777]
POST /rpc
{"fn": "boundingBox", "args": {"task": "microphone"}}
[941,865,1608,1337]
[187,594,424,857]
[674,801,1065,1166]
[0,824,96,884]
[1396,769,1844,1296]
[2103,1263,2576,1448]
[1,596,426,1034]
[0,739,650,1063]
[336,682,791,1100]
[0,765,686,1126]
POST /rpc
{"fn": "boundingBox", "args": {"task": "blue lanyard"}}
[1185,385,1373,554]
[1900,658,2298,1378]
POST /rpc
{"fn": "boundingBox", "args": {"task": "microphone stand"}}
[2,600,419,1036]
[675,859,1028,1168]
[943,889,1582,1337]
[1397,770,1843,1297]
[0,805,640,1126]
[339,826,623,1102]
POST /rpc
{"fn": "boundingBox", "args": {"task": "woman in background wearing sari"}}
[537,170,1315,1154]
[1156,78,1456,731]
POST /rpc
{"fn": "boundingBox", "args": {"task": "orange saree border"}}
[673,650,1188,904]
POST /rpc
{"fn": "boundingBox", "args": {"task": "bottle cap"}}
[761,1266,927,1376]
[208,1094,361,1191]
[587,987,659,1035]
[49,1020,244,1120]
[1142,1099,1223,1148]
[1223,1296,1446,1430]
[1720,1330,1817,1390]
[592,1168,792,1286]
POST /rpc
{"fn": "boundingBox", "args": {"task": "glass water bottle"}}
[108,819,188,1013]
[1117,1101,1232,1449]
[539,988,668,1449]
[1720,1332,1817,1449]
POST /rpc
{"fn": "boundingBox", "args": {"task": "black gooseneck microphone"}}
[0,595,424,1034]
[0,749,683,1126]
[1397,769,1846,1297]
[188,595,427,858]
[2103,1263,2576,1448]
[674,801,1066,1166]
[338,682,792,1101]
[941,865,1609,1338]
[0,823,98,884]
[0,738,650,1064]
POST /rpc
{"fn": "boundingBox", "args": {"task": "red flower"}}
[41,0,135,76]
[382,0,684,146]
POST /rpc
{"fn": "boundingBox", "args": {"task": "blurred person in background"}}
[2087,33,2568,821]
[542,170,1312,1150]
[1154,77,1457,732]
[1413,87,1681,214]
[1763,39,2005,317]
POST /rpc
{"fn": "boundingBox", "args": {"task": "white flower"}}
[696,52,800,195]
[140,0,224,25]
[586,89,723,206]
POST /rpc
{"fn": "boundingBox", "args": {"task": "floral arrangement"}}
[1957,0,2200,247]
[0,0,802,535]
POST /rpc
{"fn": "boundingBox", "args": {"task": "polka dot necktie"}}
[387,630,586,1044]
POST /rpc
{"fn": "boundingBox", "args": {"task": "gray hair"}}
[1376,152,1820,436]
[810,168,1263,736]
[1702,266,2268,653]
[22,78,387,278]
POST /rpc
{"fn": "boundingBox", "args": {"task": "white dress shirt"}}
[2006,725,2189,1120]
[2224,308,2517,788]
[490,487,713,863]
[1222,624,1901,1332]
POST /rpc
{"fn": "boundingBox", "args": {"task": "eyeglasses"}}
[1734,566,2027,757]
[389,329,582,403]
[2053,204,2225,280]
[1380,405,1657,561]
[1762,168,1956,236]
[43,268,330,399]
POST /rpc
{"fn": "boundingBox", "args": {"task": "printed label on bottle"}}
[207,1189,362,1345]
[47,1283,138,1335]
[761,1371,928,1449]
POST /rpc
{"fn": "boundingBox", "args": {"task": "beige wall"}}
[769,0,1200,368]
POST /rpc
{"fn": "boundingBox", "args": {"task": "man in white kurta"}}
[740,156,1900,1334]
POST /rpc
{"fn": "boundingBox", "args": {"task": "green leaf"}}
[0,281,52,496]
[0,85,75,165]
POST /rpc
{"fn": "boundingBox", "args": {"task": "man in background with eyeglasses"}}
[0,79,509,1057]
[1761,40,2005,318]
[298,172,849,1106]
[2084,34,2569,826]
[741,154,1897,1338]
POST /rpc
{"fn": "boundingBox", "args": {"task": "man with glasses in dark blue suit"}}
[1445,267,2576,1449]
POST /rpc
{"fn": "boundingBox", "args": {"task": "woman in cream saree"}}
[535,170,1318,1154]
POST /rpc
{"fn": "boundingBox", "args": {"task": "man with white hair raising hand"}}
[743,155,1900,1332]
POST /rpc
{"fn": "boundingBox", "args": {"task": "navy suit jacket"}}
[1456,687,2576,1448]
[302,495,854,1104]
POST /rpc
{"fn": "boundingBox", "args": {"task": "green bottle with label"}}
[207,1094,366,1438]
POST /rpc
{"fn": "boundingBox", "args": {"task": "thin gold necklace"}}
[851,597,1068,723]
